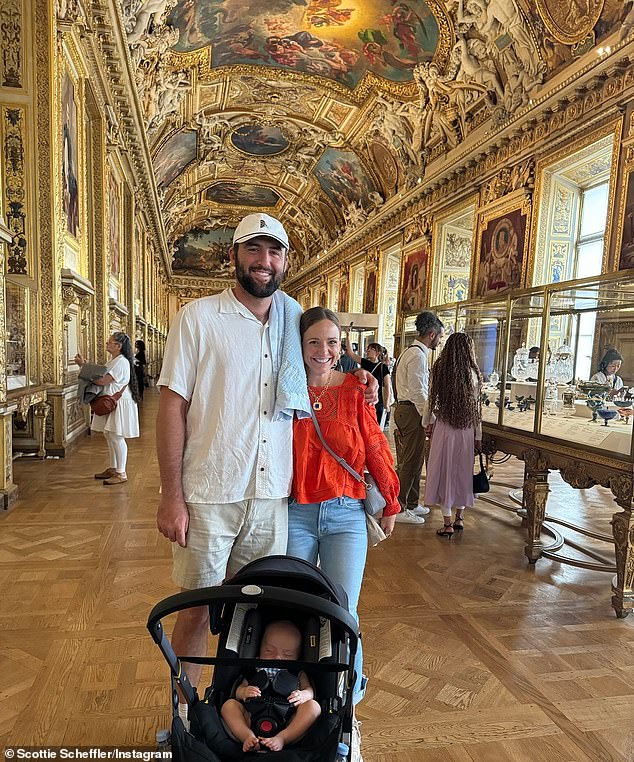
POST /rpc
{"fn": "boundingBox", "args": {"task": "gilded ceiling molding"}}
[0,0,22,88]
[2,108,28,275]
[535,0,605,46]
[168,2,454,106]
[287,49,634,288]
[35,0,61,385]
[85,0,170,277]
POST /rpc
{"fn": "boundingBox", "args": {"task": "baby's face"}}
[259,625,300,661]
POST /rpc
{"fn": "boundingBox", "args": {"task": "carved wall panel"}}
[0,0,23,88]
[2,107,28,275]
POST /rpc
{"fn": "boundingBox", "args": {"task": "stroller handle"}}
[148,584,361,708]
[148,583,361,642]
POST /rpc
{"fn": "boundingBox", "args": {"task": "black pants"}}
[135,365,145,399]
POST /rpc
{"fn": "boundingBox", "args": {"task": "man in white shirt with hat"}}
[156,212,376,726]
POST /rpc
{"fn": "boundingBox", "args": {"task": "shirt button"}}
[264,383,268,387]
[264,353,268,358]
[260,467,264,472]
[264,411,267,415]
[263,440,267,443]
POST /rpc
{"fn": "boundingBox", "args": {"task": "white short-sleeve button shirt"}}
[158,289,293,504]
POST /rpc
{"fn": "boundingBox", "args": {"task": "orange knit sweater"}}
[292,374,400,516]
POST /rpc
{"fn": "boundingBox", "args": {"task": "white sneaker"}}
[412,505,431,516]
[395,509,425,524]
[351,717,364,762]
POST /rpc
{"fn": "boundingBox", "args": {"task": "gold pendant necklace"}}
[309,367,334,411]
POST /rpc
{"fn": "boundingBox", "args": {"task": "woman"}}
[288,307,400,706]
[135,339,147,401]
[75,332,140,485]
[590,348,624,394]
[345,341,391,426]
[423,332,482,537]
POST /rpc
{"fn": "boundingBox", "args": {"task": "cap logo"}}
[260,219,267,229]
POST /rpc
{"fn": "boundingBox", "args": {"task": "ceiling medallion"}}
[535,0,605,45]
[230,124,290,156]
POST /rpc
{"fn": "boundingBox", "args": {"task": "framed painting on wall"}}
[399,244,429,314]
[617,168,634,271]
[364,269,377,314]
[338,280,349,312]
[61,68,80,239]
[108,170,121,281]
[473,195,531,298]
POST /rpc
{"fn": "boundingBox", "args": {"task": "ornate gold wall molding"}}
[2,108,28,275]
[288,52,634,289]
[0,0,23,88]
[35,0,60,386]
[529,121,621,287]
[85,0,169,277]
[535,0,605,46]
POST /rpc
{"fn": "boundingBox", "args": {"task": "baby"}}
[221,620,321,752]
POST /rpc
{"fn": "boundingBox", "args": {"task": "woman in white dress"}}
[75,332,140,484]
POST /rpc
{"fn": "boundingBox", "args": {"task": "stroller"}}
[147,556,361,761]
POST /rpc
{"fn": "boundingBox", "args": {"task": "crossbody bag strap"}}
[112,385,127,402]
[308,406,366,486]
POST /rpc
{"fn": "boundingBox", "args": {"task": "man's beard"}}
[235,257,284,298]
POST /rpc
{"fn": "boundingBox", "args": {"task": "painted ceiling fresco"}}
[167,0,440,87]
[172,226,234,277]
[153,130,197,189]
[205,182,281,207]
[121,0,632,283]
[231,124,290,156]
[313,148,378,207]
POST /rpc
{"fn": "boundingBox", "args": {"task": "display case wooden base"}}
[484,427,634,619]
[44,385,90,457]
[0,401,19,509]
[10,386,50,458]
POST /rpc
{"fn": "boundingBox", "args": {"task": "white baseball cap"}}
[232,213,289,249]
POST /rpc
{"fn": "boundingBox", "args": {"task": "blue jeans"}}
[286,496,368,704]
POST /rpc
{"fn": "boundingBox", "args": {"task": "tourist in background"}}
[590,348,624,394]
[423,332,482,537]
[345,340,391,426]
[135,339,147,401]
[392,311,444,524]
[75,332,140,485]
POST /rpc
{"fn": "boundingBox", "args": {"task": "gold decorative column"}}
[523,449,551,564]
[610,474,634,619]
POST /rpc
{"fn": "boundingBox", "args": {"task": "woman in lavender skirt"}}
[423,332,482,537]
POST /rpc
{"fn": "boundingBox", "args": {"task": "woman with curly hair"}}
[423,332,482,537]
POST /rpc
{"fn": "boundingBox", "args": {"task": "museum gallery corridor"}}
[1,391,633,761]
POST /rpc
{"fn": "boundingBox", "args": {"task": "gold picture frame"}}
[399,241,430,315]
[472,192,532,299]
[615,148,634,272]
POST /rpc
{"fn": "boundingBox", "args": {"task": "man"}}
[393,311,444,524]
[339,339,358,372]
[156,212,376,725]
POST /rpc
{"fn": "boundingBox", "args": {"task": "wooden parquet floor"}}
[1,391,634,760]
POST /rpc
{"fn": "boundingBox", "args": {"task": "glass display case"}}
[6,282,28,391]
[434,273,634,462]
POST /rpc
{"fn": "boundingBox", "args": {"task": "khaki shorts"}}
[172,498,289,589]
